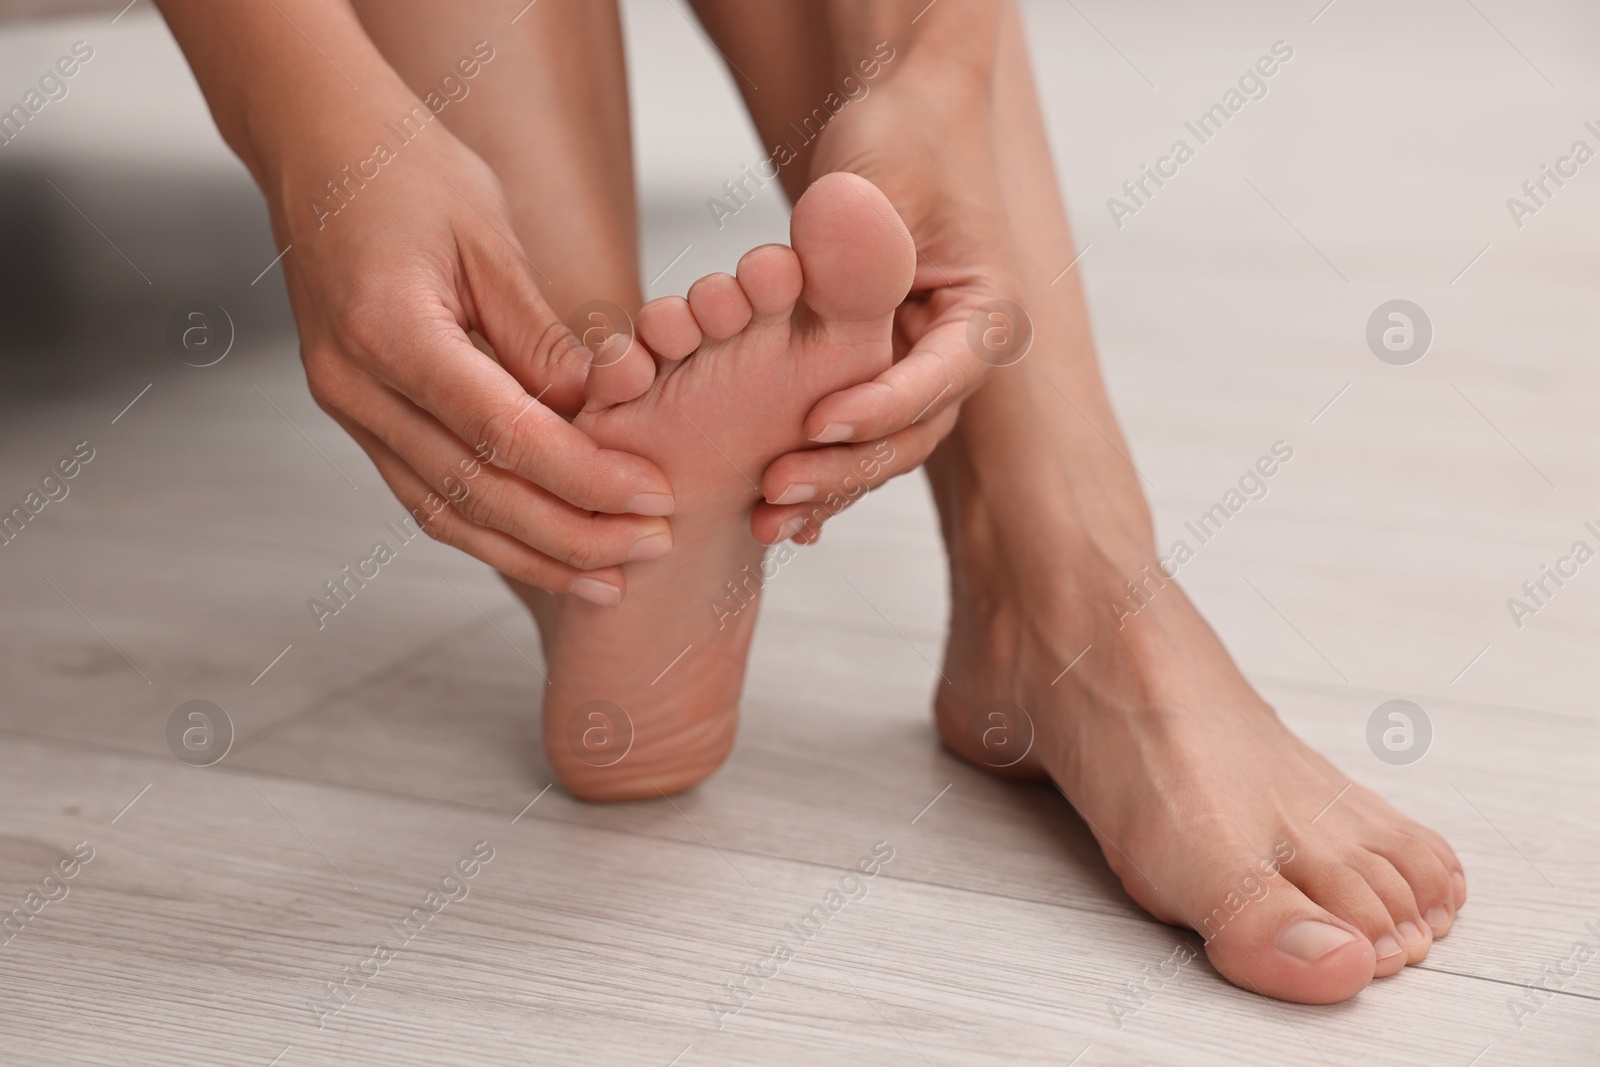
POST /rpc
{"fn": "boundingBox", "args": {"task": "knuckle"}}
[559,516,628,570]
[452,478,499,528]
[451,494,487,530]
[468,406,524,475]
[562,538,609,571]
[333,289,389,351]
[415,502,459,545]
[301,349,350,408]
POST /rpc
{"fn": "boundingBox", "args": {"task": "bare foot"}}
[927,445,1468,1004]
[510,172,914,801]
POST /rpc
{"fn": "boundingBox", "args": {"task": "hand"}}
[272,112,674,605]
[751,66,1020,544]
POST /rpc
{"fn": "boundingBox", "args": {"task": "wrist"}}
[155,0,423,210]
[247,82,437,226]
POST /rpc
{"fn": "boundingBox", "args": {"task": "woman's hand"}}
[751,53,1023,544]
[276,124,675,604]
[158,0,674,605]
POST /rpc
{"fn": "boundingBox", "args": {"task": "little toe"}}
[1409,821,1469,911]
[687,272,752,340]
[637,296,702,361]
[584,333,656,409]
[736,243,803,320]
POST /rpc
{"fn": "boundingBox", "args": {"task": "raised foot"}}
[518,172,915,802]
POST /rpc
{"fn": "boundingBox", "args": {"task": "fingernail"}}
[1277,920,1360,963]
[1398,921,1425,947]
[1424,906,1450,934]
[810,423,853,443]
[1374,935,1403,960]
[569,577,622,607]
[775,516,809,541]
[769,482,816,506]
[626,533,671,562]
[627,492,675,516]
[1451,871,1467,908]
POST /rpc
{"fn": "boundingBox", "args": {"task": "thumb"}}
[460,230,591,417]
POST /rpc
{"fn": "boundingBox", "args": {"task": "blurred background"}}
[1,2,1597,1064]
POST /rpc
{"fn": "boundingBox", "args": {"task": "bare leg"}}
[351,1,915,801]
[350,0,640,323]
[693,0,1467,1005]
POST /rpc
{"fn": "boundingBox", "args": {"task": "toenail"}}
[626,534,672,562]
[1374,935,1403,960]
[1277,920,1360,963]
[569,577,622,607]
[769,482,816,506]
[1398,921,1425,946]
[1424,906,1451,934]
[627,493,675,517]
[810,423,854,443]
[774,516,809,542]
[1450,871,1467,908]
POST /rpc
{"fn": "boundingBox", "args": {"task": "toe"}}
[687,272,752,340]
[1351,848,1434,964]
[736,243,803,320]
[1370,830,1458,940]
[637,296,701,361]
[584,333,656,409]
[1409,821,1469,911]
[790,172,915,326]
[1289,850,1409,978]
[1193,859,1375,1004]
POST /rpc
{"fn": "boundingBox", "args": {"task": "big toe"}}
[790,172,915,324]
[1197,875,1376,1004]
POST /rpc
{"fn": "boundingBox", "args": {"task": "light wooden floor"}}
[2,2,1598,1064]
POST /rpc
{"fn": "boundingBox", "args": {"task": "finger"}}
[341,417,628,605]
[333,379,673,569]
[456,201,591,416]
[750,406,957,545]
[802,318,990,444]
[351,304,675,517]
